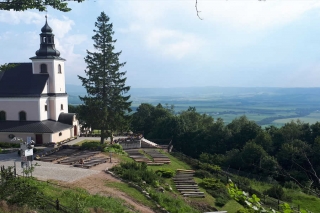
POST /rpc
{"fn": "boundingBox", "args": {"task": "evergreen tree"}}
[78,12,131,144]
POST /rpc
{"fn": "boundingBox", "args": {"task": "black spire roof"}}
[30,17,65,60]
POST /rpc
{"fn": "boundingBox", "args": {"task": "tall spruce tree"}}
[78,12,131,144]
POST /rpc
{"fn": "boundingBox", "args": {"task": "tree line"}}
[130,103,320,193]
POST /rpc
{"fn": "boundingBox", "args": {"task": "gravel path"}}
[0,152,99,182]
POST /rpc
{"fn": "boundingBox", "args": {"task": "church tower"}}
[30,18,68,121]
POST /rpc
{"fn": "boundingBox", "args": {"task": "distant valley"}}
[66,84,320,127]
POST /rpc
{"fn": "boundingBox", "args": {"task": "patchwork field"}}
[68,86,320,127]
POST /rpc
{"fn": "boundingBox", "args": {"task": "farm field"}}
[68,85,320,126]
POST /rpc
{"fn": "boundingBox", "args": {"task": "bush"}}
[194,170,213,179]
[263,184,284,200]
[284,181,300,190]
[0,142,20,148]
[81,141,106,150]
[104,144,126,155]
[111,162,161,187]
[215,196,229,207]
[155,169,175,178]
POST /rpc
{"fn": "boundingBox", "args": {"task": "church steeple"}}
[32,17,62,59]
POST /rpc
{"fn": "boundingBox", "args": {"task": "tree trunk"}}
[100,129,105,144]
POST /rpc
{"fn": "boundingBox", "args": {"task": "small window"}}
[45,105,47,111]
[0,111,6,121]
[19,111,26,121]
[58,64,62,74]
[59,132,62,136]
[40,64,47,73]
[61,104,63,110]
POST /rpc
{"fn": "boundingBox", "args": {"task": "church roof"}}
[58,113,76,125]
[0,63,48,97]
[0,120,72,133]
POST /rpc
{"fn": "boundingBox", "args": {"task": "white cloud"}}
[0,10,43,25]
[49,16,74,38]
[198,0,320,31]
[146,28,204,59]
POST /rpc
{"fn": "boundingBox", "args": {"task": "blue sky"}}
[1,0,320,88]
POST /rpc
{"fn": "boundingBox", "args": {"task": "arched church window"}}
[0,111,6,121]
[40,64,47,73]
[58,64,62,74]
[19,111,26,121]
[61,104,64,110]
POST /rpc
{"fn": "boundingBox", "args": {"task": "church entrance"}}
[35,134,43,145]
[74,125,77,136]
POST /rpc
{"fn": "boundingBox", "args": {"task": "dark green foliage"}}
[81,141,106,150]
[155,169,174,178]
[0,142,20,148]
[194,170,213,179]
[263,185,285,200]
[131,102,320,193]
[104,143,126,155]
[111,162,161,187]
[0,0,84,12]
[199,178,230,207]
[284,181,300,190]
[78,12,131,144]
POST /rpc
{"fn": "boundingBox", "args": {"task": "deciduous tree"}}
[0,0,84,12]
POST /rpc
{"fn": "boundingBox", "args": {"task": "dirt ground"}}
[58,155,155,213]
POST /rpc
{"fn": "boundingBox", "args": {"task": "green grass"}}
[0,177,136,213]
[104,181,156,209]
[247,179,320,213]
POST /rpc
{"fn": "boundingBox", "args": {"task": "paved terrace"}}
[0,136,158,182]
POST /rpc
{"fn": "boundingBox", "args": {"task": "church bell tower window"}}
[40,64,47,73]
[58,64,62,74]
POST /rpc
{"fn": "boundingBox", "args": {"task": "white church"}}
[0,19,79,145]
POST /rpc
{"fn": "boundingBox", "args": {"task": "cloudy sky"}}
[1,0,320,88]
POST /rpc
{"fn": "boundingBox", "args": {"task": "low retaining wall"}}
[119,140,141,150]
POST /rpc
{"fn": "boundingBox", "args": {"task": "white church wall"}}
[0,98,40,121]
[50,96,68,121]
[51,128,72,143]
[39,97,49,121]
[0,132,35,143]
[53,60,66,93]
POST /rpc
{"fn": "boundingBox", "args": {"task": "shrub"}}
[81,141,106,150]
[263,184,284,200]
[0,142,20,148]
[215,196,229,207]
[200,178,224,190]
[284,181,300,190]
[194,170,213,179]
[104,144,126,155]
[155,169,174,178]
[111,162,161,187]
